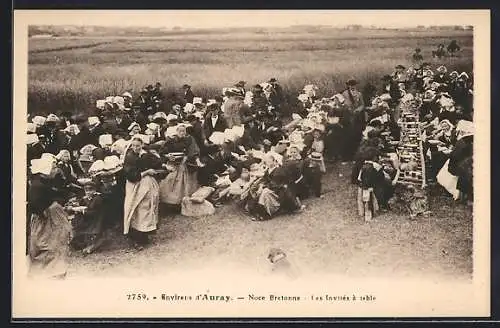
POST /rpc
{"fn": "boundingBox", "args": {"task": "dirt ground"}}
[67,162,473,282]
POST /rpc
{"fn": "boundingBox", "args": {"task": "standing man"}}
[203,103,228,141]
[341,79,365,163]
[392,65,408,84]
[182,84,195,105]
[412,48,424,64]
[234,81,246,95]
[133,88,151,113]
[268,77,285,115]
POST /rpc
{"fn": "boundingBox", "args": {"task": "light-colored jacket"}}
[223,96,246,128]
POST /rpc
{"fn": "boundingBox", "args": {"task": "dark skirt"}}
[70,211,105,251]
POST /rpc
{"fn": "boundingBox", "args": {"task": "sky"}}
[15,10,487,29]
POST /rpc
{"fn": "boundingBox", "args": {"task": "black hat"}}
[207,103,220,111]
[422,62,431,67]
[235,81,246,87]
[186,114,198,122]
[182,84,191,89]
[146,84,154,90]
[155,82,162,87]
[395,65,406,70]
[144,143,162,152]
[268,78,278,83]
[415,48,421,52]
[346,79,357,86]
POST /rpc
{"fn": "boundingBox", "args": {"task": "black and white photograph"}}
[12,9,490,318]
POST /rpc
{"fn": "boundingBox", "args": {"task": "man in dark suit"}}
[203,103,228,141]
[133,88,152,113]
[182,84,195,105]
[268,78,285,114]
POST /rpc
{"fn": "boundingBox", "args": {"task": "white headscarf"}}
[27,123,37,133]
[55,149,70,161]
[30,158,53,175]
[98,134,113,147]
[455,120,474,140]
[64,124,80,135]
[32,116,46,127]
[265,151,283,167]
[26,133,39,145]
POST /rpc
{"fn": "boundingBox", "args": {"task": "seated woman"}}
[216,164,255,202]
[123,135,167,250]
[356,151,398,217]
[159,124,201,207]
[93,134,113,161]
[127,122,142,140]
[245,152,304,222]
[427,119,455,179]
[447,121,473,205]
[55,149,82,198]
[197,140,240,186]
[77,144,98,176]
[66,179,106,255]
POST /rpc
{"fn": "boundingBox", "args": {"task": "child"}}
[310,126,326,173]
[324,110,344,162]
[302,152,324,198]
[218,166,255,201]
[65,179,106,255]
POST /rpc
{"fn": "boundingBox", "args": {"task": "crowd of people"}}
[25,61,474,279]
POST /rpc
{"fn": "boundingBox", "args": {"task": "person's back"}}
[447,40,460,54]
[413,52,423,62]
[223,96,245,128]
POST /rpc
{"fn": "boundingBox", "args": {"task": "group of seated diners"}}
[25,65,474,279]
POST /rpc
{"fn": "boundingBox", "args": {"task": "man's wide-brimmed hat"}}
[346,79,357,86]
[224,87,244,97]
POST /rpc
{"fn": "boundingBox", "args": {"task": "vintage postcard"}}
[12,9,490,319]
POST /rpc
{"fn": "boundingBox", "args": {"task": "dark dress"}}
[246,164,302,220]
[69,192,106,251]
[27,175,72,278]
[324,122,344,160]
[448,135,473,199]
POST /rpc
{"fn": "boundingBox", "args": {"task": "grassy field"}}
[27,28,473,114]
